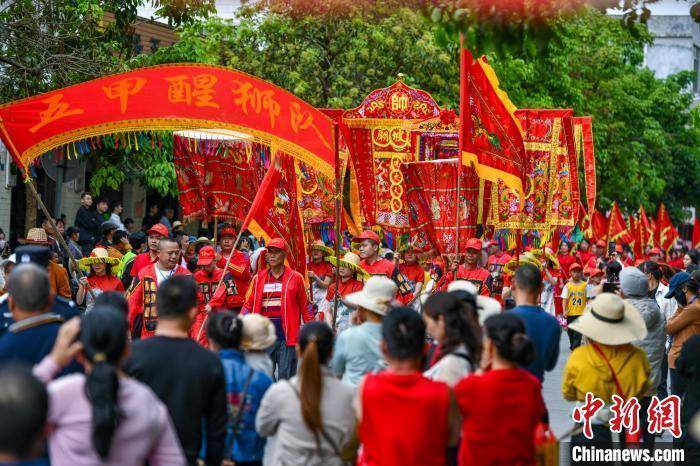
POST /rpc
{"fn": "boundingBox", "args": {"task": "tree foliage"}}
[142,5,700,220]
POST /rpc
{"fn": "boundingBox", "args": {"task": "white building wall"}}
[0,143,14,235]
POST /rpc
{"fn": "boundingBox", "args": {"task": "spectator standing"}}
[619,266,666,449]
[423,292,482,387]
[124,217,135,233]
[142,204,160,232]
[160,206,175,231]
[18,229,71,299]
[665,272,700,397]
[65,226,83,267]
[257,322,356,466]
[34,308,186,465]
[124,275,227,466]
[243,238,312,379]
[562,293,650,453]
[356,307,458,466]
[455,314,546,466]
[0,366,49,465]
[675,335,700,463]
[508,263,562,382]
[108,200,126,231]
[207,311,272,466]
[74,192,101,255]
[331,276,397,386]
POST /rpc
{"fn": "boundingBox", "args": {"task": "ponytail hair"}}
[483,313,535,367]
[297,322,334,451]
[424,292,482,364]
[206,310,243,349]
[81,305,127,459]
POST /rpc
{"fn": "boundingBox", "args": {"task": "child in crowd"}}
[561,263,587,350]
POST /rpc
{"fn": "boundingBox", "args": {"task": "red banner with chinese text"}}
[242,151,307,277]
[591,209,608,242]
[0,64,335,178]
[639,205,653,248]
[656,203,679,252]
[402,159,479,254]
[459,48,527,194]
[607,202,633,244]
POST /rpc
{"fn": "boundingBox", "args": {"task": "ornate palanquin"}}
[342,78,441,232]
[487,109,580,230]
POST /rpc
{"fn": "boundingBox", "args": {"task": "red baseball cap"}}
[465,238,483,251]
[595,240,606,248]
[147,223,169,238]
[649,248,661,255]
[569,262,583,271]
[585,267,603,277]
[219,226,237,238]
[267,238,288,252]
[197,245,216,266]
[615,244,624,254]
[354,230,380,244]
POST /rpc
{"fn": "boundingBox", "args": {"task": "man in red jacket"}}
[215,225,251,310]
[130,223,168,279]
[242,238,312,379]
[486,240,511,300]
[192,245,241,345]
[128,237,191,339]
[455,237,492,296]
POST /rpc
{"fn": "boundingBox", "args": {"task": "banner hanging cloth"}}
[402,159,479,254]
[573,116,596,215]
[459,47,527,194]
[638,204,654,248]
[242,151,307,278]
[607,201,633,244]
[0,64,335,178]
[656,203,679,252]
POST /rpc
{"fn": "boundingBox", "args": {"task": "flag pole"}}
[332,121,342,331]
[455,33,468,278]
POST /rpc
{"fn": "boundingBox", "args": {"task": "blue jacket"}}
[219,349,272,463]
[507,304,561,382]
[0,295,79,338]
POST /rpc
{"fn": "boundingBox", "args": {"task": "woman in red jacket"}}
[455,313,545,466]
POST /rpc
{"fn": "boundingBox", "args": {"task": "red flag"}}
[630,216,644,260]
[639,205,653,248]
[607,202,633,245]
[578,202,591,238]
[459,45,527,194]
[656,203,679,252]
[591,209,608,242]
[693,217,700,249]
[242,151,307,278]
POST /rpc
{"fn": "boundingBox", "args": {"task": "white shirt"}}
[654,282,677,320]
[109,213,127,231]
[154,265,176,285]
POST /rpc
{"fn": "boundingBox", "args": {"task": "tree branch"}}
[0,54,41,74]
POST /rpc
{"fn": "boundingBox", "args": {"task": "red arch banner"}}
[0,64,335,177]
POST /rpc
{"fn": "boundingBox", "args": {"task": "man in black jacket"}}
[73,192,102,255]
[124,275,226,466]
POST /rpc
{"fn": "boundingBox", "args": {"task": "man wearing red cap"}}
[192,245,242,345]
[130,223,169,279]
[486,240,511,300]
[648,247,663,263]
[215,225,251,311]
[584,239,608,272]
[128,237,191,339]
[354,230,397,279]
[243,238,312,379]
[455,238,492,296]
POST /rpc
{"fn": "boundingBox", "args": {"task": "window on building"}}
[132,34,143,54]
[150,37,161,53]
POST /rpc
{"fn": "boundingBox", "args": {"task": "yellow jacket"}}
[562,343,651,402]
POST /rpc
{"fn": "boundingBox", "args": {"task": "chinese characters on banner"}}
[572,394,681,440]
[0,64,335,179]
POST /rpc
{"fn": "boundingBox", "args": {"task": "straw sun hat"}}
[18,228,50,245]
[345,276,398,316]
[310,239,334,256]
[78,247,120,274]
[241,314,277,351]
[568,293,647,346]
[503,251,542,276]
[326,252,369,279]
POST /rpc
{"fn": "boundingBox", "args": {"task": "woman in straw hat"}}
[562,293,651,453]
[321,251,367,332]
[307,240,334,311]
[76,247,124,312]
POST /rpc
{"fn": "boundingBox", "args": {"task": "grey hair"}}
[7,263,51,312]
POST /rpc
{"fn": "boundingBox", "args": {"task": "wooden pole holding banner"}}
[213,215,218,247]
[454,33,469,279]
[20,168,96,300]
[331,121,342,331]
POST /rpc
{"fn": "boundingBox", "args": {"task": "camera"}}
[144,319,157,332]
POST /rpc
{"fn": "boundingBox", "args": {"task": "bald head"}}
[7,263,51,314]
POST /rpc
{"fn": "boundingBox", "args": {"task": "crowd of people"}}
[1,196,700,466]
